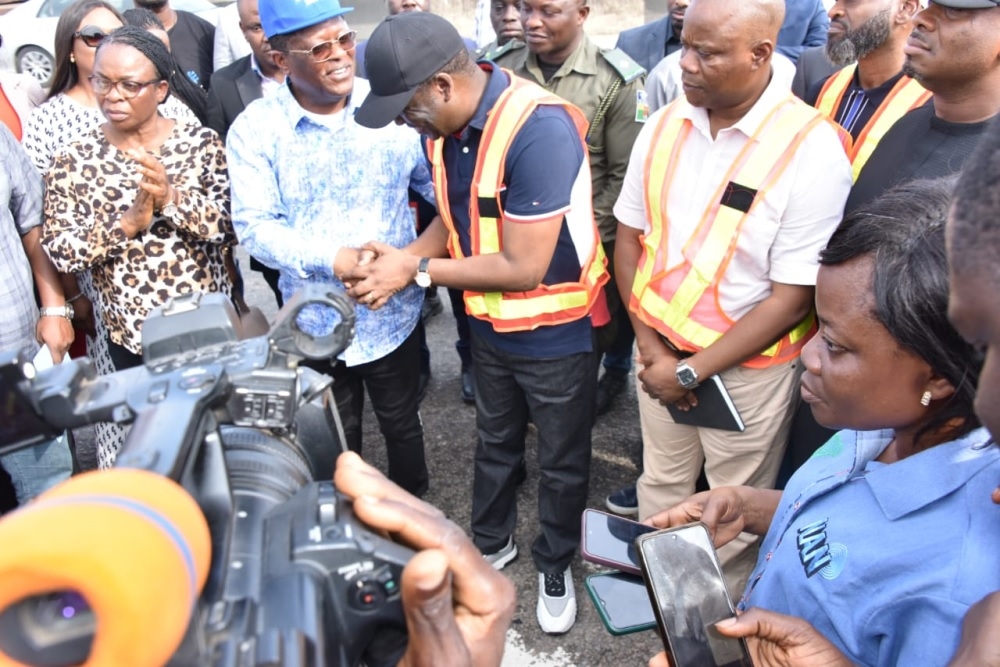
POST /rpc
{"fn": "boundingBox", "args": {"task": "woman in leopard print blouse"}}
[43,26,233,370]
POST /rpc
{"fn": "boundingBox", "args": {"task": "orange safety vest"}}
[427,71,609,333]
[632,94,848,369]
[816,64,931,181]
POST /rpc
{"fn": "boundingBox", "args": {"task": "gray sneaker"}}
[537,566,576,634]
[483,536,518,570]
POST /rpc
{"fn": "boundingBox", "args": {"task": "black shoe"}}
[595,370,628,416]
[421,289,444,323]
[417,370,430,404]
[605,484,638,515]
[461,367,475,404]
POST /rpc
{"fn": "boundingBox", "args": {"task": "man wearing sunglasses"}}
[226,0,436,499]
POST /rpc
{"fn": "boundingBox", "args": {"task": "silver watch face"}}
[676,365,698,388]
[415,272,432,288]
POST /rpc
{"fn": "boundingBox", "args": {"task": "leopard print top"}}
[43,122,233,355]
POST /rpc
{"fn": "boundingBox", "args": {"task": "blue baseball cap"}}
[259,0,354,39]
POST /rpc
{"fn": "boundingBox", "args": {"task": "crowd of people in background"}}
[2,0,1000,663]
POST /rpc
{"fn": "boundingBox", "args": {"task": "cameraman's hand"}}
[334,452,515,667]
[643,486,780,548]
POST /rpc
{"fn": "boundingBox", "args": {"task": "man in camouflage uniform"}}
[494,0,646,425]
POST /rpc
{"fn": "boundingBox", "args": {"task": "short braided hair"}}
[96,25,173,82]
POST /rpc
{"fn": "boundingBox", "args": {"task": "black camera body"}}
[0,286,412,667]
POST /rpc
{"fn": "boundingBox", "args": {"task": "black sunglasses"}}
[74,25,108,48]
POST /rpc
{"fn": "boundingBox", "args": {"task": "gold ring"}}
[366,293,375,303]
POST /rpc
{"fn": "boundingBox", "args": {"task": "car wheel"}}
[16,46,54,87]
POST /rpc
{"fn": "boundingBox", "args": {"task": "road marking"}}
[502,629,577,666]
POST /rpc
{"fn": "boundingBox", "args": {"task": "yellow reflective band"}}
[816,65,856,119]
[849,77,930,181]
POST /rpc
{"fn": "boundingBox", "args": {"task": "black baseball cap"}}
[931,0,999,7]
[355,13,465,129]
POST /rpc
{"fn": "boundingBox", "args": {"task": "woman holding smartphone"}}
[646,178,1000,667]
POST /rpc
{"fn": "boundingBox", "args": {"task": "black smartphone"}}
[583,572,657,636]
[636,523,753,667]
[581,508,657,576]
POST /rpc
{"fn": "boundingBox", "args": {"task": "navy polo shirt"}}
[441,63,593,358]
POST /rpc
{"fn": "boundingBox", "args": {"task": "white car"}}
[0,0,220,87]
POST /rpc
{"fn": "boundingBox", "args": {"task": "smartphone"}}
[636,523,753,667]
[581,508,657,576]
[584,572,657,636]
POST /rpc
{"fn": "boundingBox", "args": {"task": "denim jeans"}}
[470,334,596,574]
[0,435,73,504]
[305,326,428,497]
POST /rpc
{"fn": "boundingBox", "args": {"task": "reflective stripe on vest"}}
[816,64,931,181]
[428,71,609,332]
[633,95,840,369]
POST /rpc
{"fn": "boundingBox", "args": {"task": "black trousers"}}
[306,327,428,497]
[470,334,596,574]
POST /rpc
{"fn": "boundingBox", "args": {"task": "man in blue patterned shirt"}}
[227,0,435,496]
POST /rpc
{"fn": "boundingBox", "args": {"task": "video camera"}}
[0,285,412,667]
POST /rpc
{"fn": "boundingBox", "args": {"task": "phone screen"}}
[584,572,656,635]
[638,524,752,667]
[582,509,657,575]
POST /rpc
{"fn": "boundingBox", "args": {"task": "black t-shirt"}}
[169,10,215,91]
[806,70,912,141]
[846,104,993,213]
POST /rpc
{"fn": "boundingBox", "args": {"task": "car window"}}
[38,0,81,18]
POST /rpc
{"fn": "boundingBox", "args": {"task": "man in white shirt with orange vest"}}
[806,0,929,180]
[614,0,852,594]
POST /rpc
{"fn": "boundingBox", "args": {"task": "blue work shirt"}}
[227,77,434,366]
[441,63,594,358]
[740,428,1000,667]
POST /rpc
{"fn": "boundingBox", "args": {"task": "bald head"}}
[687,0,783,43]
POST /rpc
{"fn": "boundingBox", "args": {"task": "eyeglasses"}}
[74,25,108,48]
[88,75,162,99]
[282,31,357,62]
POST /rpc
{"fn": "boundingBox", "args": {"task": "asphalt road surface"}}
[71,248,665,666]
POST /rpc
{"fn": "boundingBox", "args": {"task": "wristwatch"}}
[160,200,179,219]
[675,360,700,390]
[415,257,432,288]
[39,304,74,320]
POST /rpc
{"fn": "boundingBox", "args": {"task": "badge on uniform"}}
[635,90,649,123]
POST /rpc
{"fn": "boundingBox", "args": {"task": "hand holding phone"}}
[637,523,752,667]
[581,508,657,576]
[644,486,778,551]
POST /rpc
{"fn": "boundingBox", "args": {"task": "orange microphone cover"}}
[0,469,211,667]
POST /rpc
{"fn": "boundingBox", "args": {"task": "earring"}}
[920,391,932,407]
[69,53,75,63]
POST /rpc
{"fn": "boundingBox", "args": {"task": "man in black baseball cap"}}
[351,11,609,635]
[845,0,1000,210]
[355,12,466,129]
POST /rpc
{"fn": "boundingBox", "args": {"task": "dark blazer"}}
[791,45,839,100]
[206,55,263,141]
[614,16,672,74]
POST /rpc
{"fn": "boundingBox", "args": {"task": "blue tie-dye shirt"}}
[227,77,434,366]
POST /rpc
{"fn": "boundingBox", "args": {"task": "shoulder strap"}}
[600,47,646,84]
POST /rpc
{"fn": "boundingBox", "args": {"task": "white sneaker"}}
[483,536,518,570]
[537,566,576,634]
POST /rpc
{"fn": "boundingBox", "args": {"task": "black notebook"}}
[667,374,745,432]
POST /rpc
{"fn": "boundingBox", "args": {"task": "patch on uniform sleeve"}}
[635,89,649,123]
